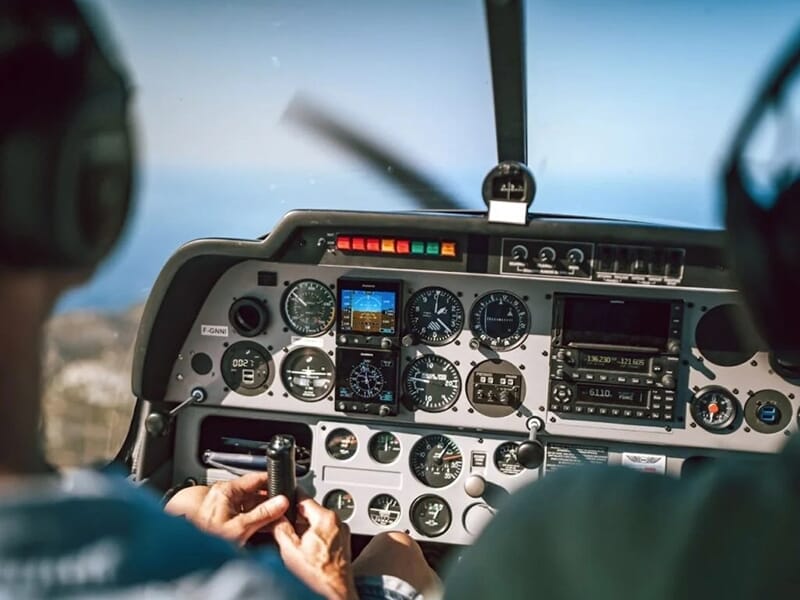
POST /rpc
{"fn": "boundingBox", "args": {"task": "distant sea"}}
[57,166,723,314]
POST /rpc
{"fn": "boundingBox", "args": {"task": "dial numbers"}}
[410,495,452,538]
[368,494,401,527]
[469,291,529,351]
[404,355,462,412]
[349,361,385,399]
[409,434,463,488]
[282,279,336,337]
[406,287,464,345]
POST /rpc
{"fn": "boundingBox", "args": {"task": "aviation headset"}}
[0,0,133,269]
[723,29,800,365]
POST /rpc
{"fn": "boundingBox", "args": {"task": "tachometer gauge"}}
[325,428,358,460]
[691,387,740,432]
[404,355,461,412]
[410,495,451,538]
[494,442,523,475]
[282,279,336,336]
[368,432,401,464]
[323,489,355,521]
[281,347,335,401]
[409,434,463,488]
[368,494,401,527]
[469,291,529,351]
[406,287,464,345]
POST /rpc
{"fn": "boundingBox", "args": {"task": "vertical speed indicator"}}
[469,291,529,351]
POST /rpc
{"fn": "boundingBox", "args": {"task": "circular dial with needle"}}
[368,432,401,464]
[691,387,740,432]
[348,361,385,399]
[281,279,336,336]
[404,355,461,412]
[469,291,529,351]
[410,495,452,538]
[368,494,401,527]
[325,428,358,460]
[405,287,464,345]
[409,434,463,488]
[322,489,355,521]
[494,442,523,475]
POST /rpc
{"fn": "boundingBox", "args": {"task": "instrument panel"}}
[134,210,799,546]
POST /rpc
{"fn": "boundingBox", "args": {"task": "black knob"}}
[145,412,169,437]
[661,374,676,389]
[469,338,481,350]
[266,435,297,523]
[511,245,528,261]
[401,334,416,347]
[538,246,556,263]
[566,248,584,265]
[380,338,393,349]
[517,440,545,469]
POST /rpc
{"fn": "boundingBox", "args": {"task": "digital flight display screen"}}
[579,351,650,373]
[335,348,399,415]
[576,384,648,407]
[562,296,672,350]
[337,279,401,337]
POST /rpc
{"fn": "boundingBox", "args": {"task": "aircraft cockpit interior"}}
[114,1,800,561]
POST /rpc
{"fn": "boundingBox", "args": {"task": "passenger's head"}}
[724,33,800,367]
[0,0,134,303]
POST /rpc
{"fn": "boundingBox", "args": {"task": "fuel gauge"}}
[494,442,523,476]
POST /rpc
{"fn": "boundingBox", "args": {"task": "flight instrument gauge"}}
[691,387,740,432]
[494,442,523,475]
[469,291,529,351]
[349,361,385,399]
[405,287,464,345]
[368,432,401,464]
[410,495,451,538]
[410,434,463,488]
[281,347,335,401]
[282,279,336,336]
[323,490,355,521]
[404,355,462,412]
[221,341,273,396]
[368,494,401,527]
[326,428,358,460]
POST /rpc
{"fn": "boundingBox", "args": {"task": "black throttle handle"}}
[266,434,297,523]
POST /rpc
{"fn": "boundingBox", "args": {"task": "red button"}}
[366,238,380,252]
[396,240,410,254]
[336,236,351,251]
[352,237,366,251]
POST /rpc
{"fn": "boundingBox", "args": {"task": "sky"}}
[61,0,799,311]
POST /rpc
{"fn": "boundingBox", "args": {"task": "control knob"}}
[566,248,585,266]
[517,417,545,469]
[511,244,529,261]
[661,374,676,389]
[538,246,557,264]
[401,334,416,348]
[464,474,486,498]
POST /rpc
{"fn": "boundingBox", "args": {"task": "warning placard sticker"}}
[545,443,609,474]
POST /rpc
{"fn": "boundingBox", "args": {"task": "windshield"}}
[45,1,799,466]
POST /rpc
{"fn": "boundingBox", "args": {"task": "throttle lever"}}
[517,416,545,469]
[266,435,297,523]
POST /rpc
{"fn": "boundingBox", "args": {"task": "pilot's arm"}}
[444,440,800,599]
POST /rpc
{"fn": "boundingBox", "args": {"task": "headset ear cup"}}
[51,96,134,267]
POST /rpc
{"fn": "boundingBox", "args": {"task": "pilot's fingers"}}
[164,485,210,519]
[230,495,289,542]
[297,495,341,532]
[223,472,271,497]
[271,517,302,549]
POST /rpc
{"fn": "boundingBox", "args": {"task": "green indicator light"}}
[425,241,440,255]
[411,241,426,254]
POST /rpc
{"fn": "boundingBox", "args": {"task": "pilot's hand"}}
[271,489,357,600]
[166,472,289,546]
